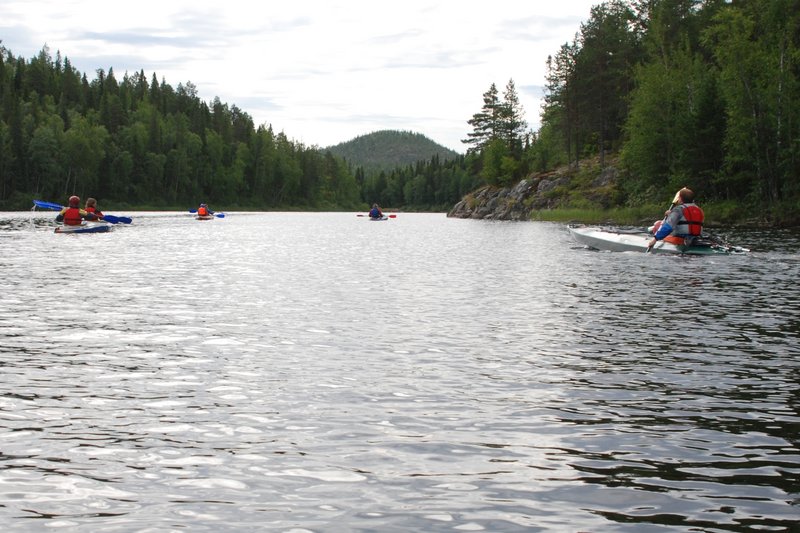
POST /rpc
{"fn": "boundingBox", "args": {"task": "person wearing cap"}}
[56,195,100,226]
[197,203,215,216]
[368,203,383,219]
[647,187,705,250]
[84,198,104,219]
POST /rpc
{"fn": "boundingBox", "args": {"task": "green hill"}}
[327,130,460,175]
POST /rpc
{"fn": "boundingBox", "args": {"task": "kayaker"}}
[647,187,704,250]
[56,196,100,226]
[197,203,214,216]
[84,198,104,219]
[368,203,383,219]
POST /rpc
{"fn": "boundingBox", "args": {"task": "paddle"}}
[100,214,132,224]
[33,200,132,224]
[190,209,225,218]
[357,214,396,218]
[33,200,64,211]
[646,200,677,253]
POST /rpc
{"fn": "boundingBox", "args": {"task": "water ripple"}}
[0,212,798,531]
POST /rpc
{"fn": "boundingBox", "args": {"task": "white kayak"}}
[568,225,748,255]
[54,222,113,234]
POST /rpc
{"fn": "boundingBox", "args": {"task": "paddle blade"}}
[215,213,225,218]
[101,214,132,224]
[388,214,397,218]
[188,209,197,213]
[33,200,64,211]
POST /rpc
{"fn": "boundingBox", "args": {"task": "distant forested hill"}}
[327,130,460,175]
[326,130,475,210]
[0,41,468,212]
[0,44,366,211]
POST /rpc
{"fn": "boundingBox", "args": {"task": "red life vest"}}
[62,207,83,226]
[680,204,704,236]
[197,206,208,216]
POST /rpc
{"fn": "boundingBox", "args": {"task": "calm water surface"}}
[0,211,798,532]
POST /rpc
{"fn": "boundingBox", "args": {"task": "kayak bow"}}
[568,225,748,255]
[55,222,113,234]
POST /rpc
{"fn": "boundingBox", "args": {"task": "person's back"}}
[673,202,703,238]
[84,197,104,218]
[648,188,704,248]
[57,195,95,226]
[369,204,382,219]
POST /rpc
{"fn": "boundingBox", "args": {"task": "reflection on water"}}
[0,211,798,531]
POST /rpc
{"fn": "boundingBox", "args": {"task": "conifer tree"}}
[500,79,527,157]
[462,83,501,153]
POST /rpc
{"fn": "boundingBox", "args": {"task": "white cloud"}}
[1,0,597,152]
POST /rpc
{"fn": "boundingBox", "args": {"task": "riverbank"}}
[447,158,799,228]
[528,201,752,228]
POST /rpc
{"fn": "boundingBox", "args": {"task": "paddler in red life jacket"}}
[84,197,104,218]
[56,195,99,226]
[647,187,705,249]
[197,203,214,217]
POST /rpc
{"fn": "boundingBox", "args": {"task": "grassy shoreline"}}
[530,205,662,227]
[530,200,800,229]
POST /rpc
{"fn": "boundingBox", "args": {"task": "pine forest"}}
[0,0,798,222]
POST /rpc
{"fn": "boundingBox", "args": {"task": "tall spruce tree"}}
[544,40,581,168]
[463,80,527,156]
[500,79,527,157]
[574,0,642,166]
[462,83,501,153]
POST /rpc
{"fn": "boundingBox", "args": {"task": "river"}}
[0,210,798,532]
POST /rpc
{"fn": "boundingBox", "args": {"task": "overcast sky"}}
[2,0,598,153]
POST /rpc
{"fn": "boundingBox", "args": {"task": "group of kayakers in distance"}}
[51,195,383,224]
[46,196,219,226]
[55,195,104,226]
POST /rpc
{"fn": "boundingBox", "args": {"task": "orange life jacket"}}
[678,204,704,236]
[62,207,84,226]
[198,206,208,216]
[664,235,689,245]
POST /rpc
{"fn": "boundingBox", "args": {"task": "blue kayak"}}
[55,222,112,234]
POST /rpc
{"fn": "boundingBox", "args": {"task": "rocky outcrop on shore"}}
[447,163,619,221]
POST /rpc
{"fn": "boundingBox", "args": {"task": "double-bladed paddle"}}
[189,209,225,218]
[33,200,132,224]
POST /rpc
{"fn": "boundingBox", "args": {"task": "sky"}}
[2,0,599,153]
